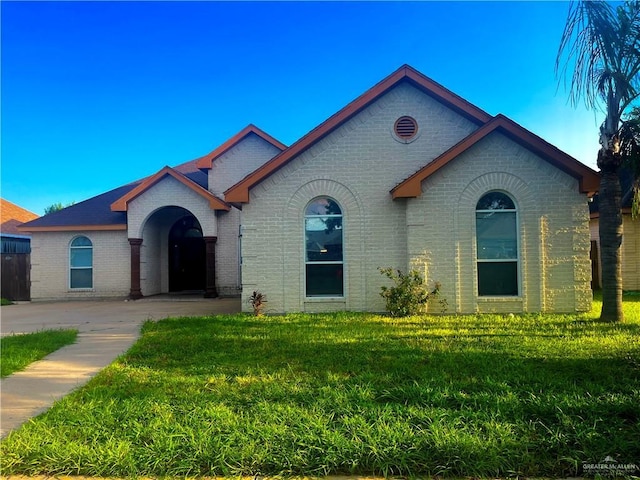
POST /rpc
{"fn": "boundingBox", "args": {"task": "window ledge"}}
[304,296,345,302]
[477,296,522,302]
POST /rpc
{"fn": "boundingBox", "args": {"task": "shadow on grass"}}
[2,313,638,478]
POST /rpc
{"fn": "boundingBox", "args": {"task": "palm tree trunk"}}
[598,163,624,322]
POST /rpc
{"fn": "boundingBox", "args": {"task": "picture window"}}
[304,197,344,297]
[475,191,519,296]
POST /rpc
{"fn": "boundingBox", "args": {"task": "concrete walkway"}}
[0,296,241,438]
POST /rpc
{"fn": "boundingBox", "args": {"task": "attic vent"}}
[394,116,418,140]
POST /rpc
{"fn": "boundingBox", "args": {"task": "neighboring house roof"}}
[589,167,637,217]
[194,124,287,170]
[110,166,230,212]
[391,114,600,198]
[224,64,493,203]
[1,199,38,236]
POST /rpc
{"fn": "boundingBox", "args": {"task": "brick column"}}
[204,236,218,298]
[129,238,143,300]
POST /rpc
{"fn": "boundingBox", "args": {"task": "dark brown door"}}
[169,216,205,292]
[1,253,30,301]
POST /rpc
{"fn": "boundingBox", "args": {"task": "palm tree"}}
[556,0,640,322]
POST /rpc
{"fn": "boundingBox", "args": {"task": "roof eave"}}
[17,224,128,233]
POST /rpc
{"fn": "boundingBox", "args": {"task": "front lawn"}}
[1,296,638,477]
[1,329,78,378]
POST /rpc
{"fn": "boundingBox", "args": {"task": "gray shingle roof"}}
[20,183,134,228]
[20,158,207,230]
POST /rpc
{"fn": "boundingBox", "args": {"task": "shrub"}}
[379,267,446,316]
[248,290,267,316]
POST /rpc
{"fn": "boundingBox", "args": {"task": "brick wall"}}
[209,133,283,197]
[241,82,478,313]
[410,133,591,314]
[30,230,129,300]
[216,207,242,297]
[240,82,593,313]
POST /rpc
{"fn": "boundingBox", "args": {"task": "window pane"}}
[476,212,517,259]
[306,197,342,216]
[477,262,517,296]
[71,248,92,267]
[306,264,343,296]
[305,218,343,262]
[70,268,93,289]
[476,192,515,210]
[71,248,93,267]
[71,236,92,247]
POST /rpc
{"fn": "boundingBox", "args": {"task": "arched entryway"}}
[169,215,205,292]
[129,206,218,299]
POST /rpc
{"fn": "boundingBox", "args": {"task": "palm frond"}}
[620,106,640,216]
[556,0,640,132]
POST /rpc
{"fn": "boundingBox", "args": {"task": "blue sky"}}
[2,1,603,216]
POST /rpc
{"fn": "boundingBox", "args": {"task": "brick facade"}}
[240,82,593,313]
[29,134,281,300]
[30,230,129,300]
[24,66,596,311]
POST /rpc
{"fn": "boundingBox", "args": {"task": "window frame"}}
[475,191,520,297]
[69,235,93,290]
[304,196,344,298]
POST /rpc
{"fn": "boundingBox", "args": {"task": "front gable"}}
[224,65,492,204]
[392,114,600,198]
[110,166,230,212]
[226,66,598,205]
[194,124,286,171]
[206,130,287,197]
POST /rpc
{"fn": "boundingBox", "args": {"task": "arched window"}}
[305,197,343,297]
[70,236,93,289]
[475,192,518,296]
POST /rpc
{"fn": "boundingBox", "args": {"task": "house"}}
[1,199,38,300]
[19,125,285,300]
[19,65,600,313]
[589,169,639,291]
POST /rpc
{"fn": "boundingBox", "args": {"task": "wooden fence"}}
[1,253,30,301]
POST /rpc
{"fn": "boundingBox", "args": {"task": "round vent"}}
[394,116,418,140]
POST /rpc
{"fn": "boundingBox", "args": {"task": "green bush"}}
[379,267,445,316]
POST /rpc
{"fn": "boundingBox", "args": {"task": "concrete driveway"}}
[0,296,241,438]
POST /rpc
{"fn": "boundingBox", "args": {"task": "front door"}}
[169,216,205,292]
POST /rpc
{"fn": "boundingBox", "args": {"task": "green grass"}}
[1,297,14,306]
[1,296,638,478]
[1,329,78,378]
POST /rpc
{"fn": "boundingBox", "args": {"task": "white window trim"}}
[69,236,94,290]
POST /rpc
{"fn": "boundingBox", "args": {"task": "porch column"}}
[129,238,143,300]
[204,236,218,298]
